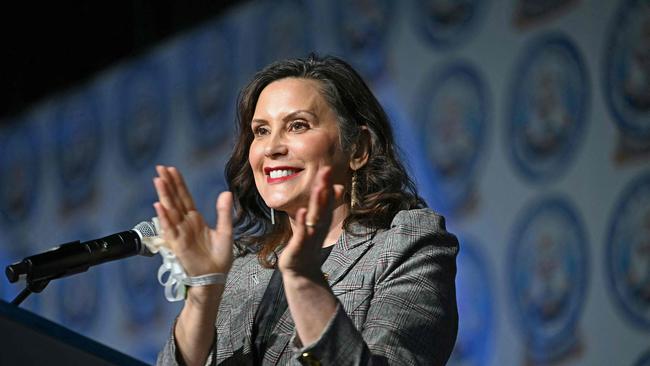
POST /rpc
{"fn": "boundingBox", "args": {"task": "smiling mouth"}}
[265,167,303,183]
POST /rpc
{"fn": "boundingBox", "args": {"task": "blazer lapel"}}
[322,226,375,287]
[264,306,295,365]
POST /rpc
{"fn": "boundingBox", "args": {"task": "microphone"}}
[5,221,158,285]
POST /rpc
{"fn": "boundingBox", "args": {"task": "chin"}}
[262,195,290,211]
[266,196,307,215]
[267,201,296,213]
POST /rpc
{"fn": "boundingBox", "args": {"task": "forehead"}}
[254,78,329,116]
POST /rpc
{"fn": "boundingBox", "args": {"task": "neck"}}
[288,202,349,248]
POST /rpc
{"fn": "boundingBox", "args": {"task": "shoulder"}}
[383,208,455,243]
[371,208,458,255]
[389,208,448,231]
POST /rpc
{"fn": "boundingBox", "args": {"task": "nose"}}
[264,131,288,158]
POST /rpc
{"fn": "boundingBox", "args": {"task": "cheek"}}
[248,142,263,167]
[248,145,265,187]
[297,136,338,161]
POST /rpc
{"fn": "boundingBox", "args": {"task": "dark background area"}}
[1,1,242,124]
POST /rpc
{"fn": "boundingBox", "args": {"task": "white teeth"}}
[269,169,296,179]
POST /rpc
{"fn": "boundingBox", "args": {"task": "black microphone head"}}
[133,221,158,256]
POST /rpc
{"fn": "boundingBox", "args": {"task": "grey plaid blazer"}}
[157,208,458,365]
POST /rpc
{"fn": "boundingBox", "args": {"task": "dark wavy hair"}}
[225,54,425,267]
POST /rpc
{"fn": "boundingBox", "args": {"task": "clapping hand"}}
[278,167,345,279]
[153,165,234,279]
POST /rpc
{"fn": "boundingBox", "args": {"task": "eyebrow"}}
[251,109,318,125]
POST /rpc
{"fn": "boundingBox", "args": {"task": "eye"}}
[253,125,270,137]
[288,120,310,132]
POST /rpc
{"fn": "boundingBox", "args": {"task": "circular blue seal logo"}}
[53,91,102,210]
[334,0,393,81]
[507,195,589,363]
[0,124,40,226]
[415,61,489,215]
[117,60,169,173]
[185,23,237,155]
[605,171,650,330]
[116,190,165,328]
[449,237,494,366]
[413,0,486,49]
[56,227,103,332]
[256,0,315,68]
[603,0,650,141]
[506,33,589,183]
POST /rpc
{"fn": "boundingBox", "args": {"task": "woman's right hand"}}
[152,165,234,282]
[154,165,232,365]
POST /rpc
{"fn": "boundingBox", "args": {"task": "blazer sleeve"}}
[156,318,218,366]
[156,245,253,366]
[290,209,459,366]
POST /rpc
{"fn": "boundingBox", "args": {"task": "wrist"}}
[185,284,225,307]
[281,269,328,289]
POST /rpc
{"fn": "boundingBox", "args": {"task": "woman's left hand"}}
[278,166,345,344]
[277,166,344,279]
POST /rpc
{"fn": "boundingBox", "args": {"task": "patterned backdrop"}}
[1,0,649,364]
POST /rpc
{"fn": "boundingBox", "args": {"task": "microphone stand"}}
[5,240,81,307]
[11,278,50,306]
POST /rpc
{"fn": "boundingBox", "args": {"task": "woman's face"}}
[249,77,350,215]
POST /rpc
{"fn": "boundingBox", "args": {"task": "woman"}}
[154,55,458,365]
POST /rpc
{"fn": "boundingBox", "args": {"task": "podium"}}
[0,299,150,365]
